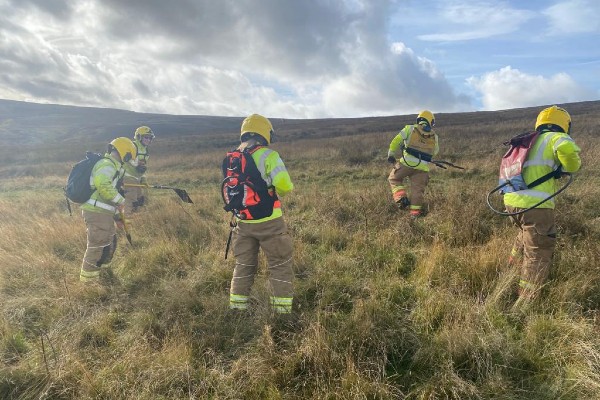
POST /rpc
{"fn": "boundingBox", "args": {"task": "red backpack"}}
[488,130,570,216]
[221,147,276,220]
[498,131,557,194]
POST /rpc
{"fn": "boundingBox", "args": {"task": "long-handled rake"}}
[430,159,465,170]
[123,183,193,203]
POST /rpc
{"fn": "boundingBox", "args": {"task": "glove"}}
[136,164,147,174]
[387,156,396,164]
[117,179,125,196]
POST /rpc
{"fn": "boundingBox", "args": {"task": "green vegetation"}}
[1,102,599,399]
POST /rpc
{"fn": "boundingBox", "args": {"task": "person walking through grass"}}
[387,110,439,218]
[223,114,295,315]
[504,106,581,300]
[122,126,155,213]
[80,137,137,283]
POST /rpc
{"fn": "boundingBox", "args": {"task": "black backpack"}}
[64,152,103,203]
[221,147,276,220]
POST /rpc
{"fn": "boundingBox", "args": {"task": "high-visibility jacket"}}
[504,130,581,209]
[81,154,125,214]
[388,124,439,172]
[238,147,293,224]
[123,139,149,180]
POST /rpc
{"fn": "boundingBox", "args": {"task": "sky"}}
[0,0,599,118]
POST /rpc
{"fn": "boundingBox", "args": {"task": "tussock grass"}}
[2,103,600,398]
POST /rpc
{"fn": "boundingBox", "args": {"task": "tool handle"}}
[119,209,133,245]
[431,160,465,170]
[123,183,177,190]
[224,217,237,259]
[225,230,233,260]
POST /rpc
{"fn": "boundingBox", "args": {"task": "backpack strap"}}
[527,169,560,189]
[517,131,558,189]
[97,155,123,187]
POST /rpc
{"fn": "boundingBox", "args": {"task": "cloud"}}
[97,0,359,82]
[417,1,535,41]
[9,0,73,19]
[321,41,471,117]
[543,0,600,34]
[0,0,472,118]
[466,66,597,110]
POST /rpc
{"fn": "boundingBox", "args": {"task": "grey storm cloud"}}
[0,11,118,106]
[99,0,362,79]
[9,0,73,19]
[0,0,473,117]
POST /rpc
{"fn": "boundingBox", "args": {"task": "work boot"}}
[396,197,410,210]
[409,206,428,219]
[270,312,299,344]
[99,268,120,287]
[226,308,250,322]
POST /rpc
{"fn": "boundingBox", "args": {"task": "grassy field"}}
[1,103,600,399]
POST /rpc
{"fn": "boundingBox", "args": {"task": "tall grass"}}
[1,104,600,399]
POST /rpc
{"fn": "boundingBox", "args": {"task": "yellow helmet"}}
[535,105,571,134]
[240,114,274,145]
[134,126,155,140]
[417,110,435,127]
[109,137,137,163]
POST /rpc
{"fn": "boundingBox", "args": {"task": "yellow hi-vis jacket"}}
[238,146,294,224]
[504,130,581,209]
[388,124,439,172]
[123,138,149,181]
[81,154,126,215]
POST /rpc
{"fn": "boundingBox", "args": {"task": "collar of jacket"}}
[135,139,148,151]
[104,153,123,168]
[238,138,266,152]
[414,123,435,137]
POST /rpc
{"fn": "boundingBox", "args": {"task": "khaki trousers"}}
[506,207,556,296]
[123,176,144,213]
[230,217,294,299]
[388,164,429,207]
[81,210,117,281]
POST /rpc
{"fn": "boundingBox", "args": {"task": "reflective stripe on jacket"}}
[123,139,148,178]
[81,154,125,214]
[503,130,581,209]
[388,124,439,172]
[239,147,293,224]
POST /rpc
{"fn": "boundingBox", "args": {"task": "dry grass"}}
[1,102,600,399]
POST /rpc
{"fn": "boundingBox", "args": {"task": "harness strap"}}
[527,169,560,189]
[405,147,433,162]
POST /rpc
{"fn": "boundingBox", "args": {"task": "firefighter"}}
[80,137,137,283]
[387,110,439,218]
[123,126,155,213]
[228,114,295,314]
[504,105,581,299]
